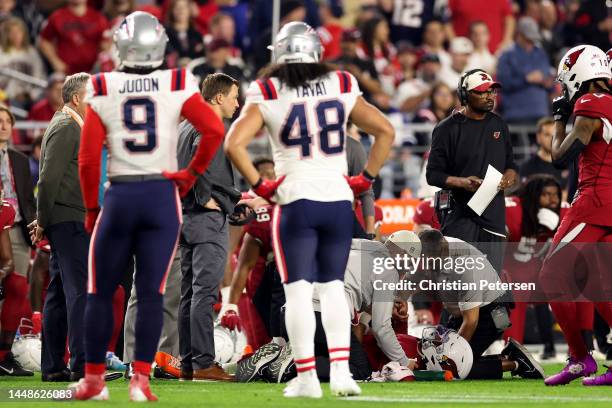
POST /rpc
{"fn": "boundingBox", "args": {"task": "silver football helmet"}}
[114,11,168,69]
[269,22,323,64]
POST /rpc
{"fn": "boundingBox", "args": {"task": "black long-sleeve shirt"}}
[426,112,517,235]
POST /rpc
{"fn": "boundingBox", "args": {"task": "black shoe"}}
[105,372,123,381]
[42,369,71,382]
[540,345,556,361]
[154,366,177,380]
[69,371,84,381]
[0,352,34,376]
[264,344,296,383]
[235,342,281,383]
[505,338,545,379]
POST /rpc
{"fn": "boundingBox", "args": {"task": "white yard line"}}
[344,395,612,404]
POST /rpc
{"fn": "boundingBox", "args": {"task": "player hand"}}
[28,220,44,244]
[162,168,198,198]
[392,300,408,322]
[85,208,100,234]
[462,176,482,192]
[219,303,241,331]
[537,208,560,230]
[415,309,434,325]
[498,169,518,191]
[552,95,573,122]
[252,176,285,201]
[346,171,376,196]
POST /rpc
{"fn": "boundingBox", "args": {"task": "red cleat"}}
[69,376,108,400]
[129,372,158,402]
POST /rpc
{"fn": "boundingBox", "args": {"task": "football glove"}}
[85,208,100,234]
[346,171,375,196]
[228,203,256,226]
[537,208,560,230]
[162,168,198,198]
[552,95,572,123]
[219,303,241,331]
[252,176,285,201]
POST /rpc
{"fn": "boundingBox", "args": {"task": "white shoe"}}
[283,372,322,398]
[330,365,361,397]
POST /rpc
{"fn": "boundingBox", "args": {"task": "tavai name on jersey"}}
[295,81,327,98]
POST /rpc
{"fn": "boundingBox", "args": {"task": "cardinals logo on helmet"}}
[562,47,586,72]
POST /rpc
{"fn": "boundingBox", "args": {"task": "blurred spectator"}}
[400,146,423,196]
[191,39,244,87]
[215,0,250,53]
[497,17,553,124]
[466,21,497,74]
[206,13,241,60]
[420,20,450,69]
[38,0,109,74]
[439,37,473,89]
[317,1,343,61]
[393,53,441,113]
[96,0,135,72]
[539,0,563,66]
[519,116,568,189]
[378,0,448,45]
[564,0,611,52]
[360,15,398,95]
[4,0,45,43]
[29,135,42,188]
[253,0,306,72]
[446,0,515,53]
[414,82,456,125]
[331,29,382,106]
[103,0,134,23]
[191,0,219,35]
[28,73,64,123]
[165,0,204,68]
[0,17,45,108]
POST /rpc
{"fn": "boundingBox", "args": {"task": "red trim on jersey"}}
[99,74,108,95]
[180,92,225,174]
[91,74,107,96]
[256,79,271,100]
[328,347,351,353]
[272,205,288,283]
[79,106,107,215]
[171,68,185,91]
[264,79,277,99]
[91,76,100,96]
[337,71,350,93]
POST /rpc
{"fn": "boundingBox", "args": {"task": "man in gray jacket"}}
[30,73,90,381]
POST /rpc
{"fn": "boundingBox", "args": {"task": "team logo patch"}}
[493,131,501,140]
[562,47,585,72]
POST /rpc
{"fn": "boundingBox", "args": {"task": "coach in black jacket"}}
[426,69,517,274]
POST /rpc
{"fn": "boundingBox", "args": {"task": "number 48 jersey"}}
[86,69,200,177]
[245,70,362,205]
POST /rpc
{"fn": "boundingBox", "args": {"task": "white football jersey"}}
[245,70,362,205]
[86,68,199,177]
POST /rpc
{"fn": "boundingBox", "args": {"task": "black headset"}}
[457,68,487,106]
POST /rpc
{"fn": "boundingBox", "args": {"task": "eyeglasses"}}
[470,88,498,97]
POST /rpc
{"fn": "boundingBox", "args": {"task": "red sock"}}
[505,302,527,343]
[594,302,612,326]
[133,361,152,377]
[550,302,588,358]
[1,274,29,332]
[576,303,594,331]
[85,363,105,376]
[108,286,125,353]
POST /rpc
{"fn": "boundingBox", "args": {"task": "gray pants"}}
[179,211,228,370]
[123,251,182,362]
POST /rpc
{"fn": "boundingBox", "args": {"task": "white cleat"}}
[283,373,323,398]
[330,364,361,397]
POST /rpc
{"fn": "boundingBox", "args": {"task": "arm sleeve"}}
[180,93,225,174]
[78,106,106,211]
[426,124,451,188]
[37,125,77,228]
[503,121,517,171]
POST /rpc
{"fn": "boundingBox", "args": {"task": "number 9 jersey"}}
[85,68,200,177]
[245,70,362,205]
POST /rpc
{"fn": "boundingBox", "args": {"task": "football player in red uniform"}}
[541,45,612,386]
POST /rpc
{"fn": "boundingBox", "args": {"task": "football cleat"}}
[235,342,281,383]
[129,372,158,402]
[329,363,361,397]
[545,354,597,386]
[283,371,322,398]
[106,351,126,371]
[265,344,296,383]
[583,366,612,386]
[68,377,109,401]
[154,351,181,379]
[0,352,34,376]
[503,338,544,379]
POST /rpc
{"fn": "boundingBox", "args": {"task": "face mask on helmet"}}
[557,45,612,102]
[268,22,324,64]
[417,325,473,379]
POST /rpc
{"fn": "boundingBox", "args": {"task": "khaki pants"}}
[9,226,30,277]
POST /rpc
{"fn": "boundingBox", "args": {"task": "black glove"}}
[552,95,573,122]
[228,203,256,226]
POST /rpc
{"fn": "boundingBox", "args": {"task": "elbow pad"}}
[552,139,586,169]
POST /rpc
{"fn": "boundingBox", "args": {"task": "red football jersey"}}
[412,198,440,230]
[0,201,15,230]
[243,205,274,296]
[569,93,612,226]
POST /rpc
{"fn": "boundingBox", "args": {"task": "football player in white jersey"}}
[225,22,395,398]
[72,12,225,401]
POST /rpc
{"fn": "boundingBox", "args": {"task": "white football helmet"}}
[114,11,168,69]
[557,45,611,102]
[269,22,323,64]
[12,335,41,372]
[417,326,473,380]
[214,325,248,364]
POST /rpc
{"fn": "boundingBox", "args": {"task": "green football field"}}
[0,364,610,407]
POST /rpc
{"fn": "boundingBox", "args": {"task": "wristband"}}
[363,170,375,182]
[252,177,263,189]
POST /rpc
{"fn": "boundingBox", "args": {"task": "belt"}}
[109,174,166,183]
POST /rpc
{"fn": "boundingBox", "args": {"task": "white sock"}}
[283,280,316,377]
[316,280,351,373]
